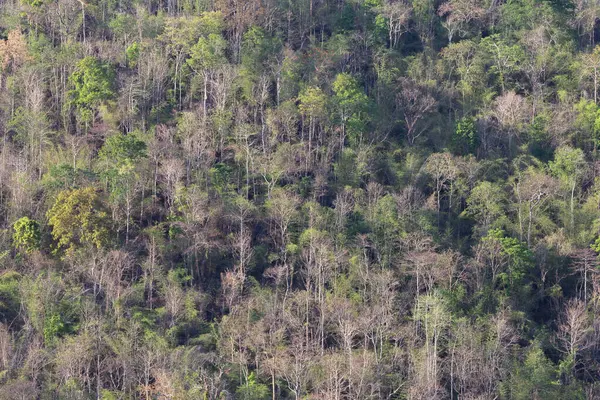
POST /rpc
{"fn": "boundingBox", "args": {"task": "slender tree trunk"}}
[571,183,576,234]
[528,205,533,247]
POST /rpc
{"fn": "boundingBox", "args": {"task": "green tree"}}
[441,39,487,108]
[46,187,110,255]
[68,57,116,125]
[503,345,560,400]
[0,271,21,323]
[451,116,478,155]
[332,73,370,148]
[186,33,228,119]
[125,42,140,69]
[549,146,587,235]
[97,133,147,243]
[463,181,506,235]
[235,372,270,400]
[298,86,328,168]
[13,216,41,254]
[480,34,524,93]
[574,99,600,155]
[484,229,533,302]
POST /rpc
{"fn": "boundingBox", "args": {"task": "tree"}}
[574,99,600,155]
[332,73,370,149]
[396,78,437,145]
[97,132,147,243]
[46,187,110,255]
[504,345,561,400]
[7,70,51,178]
[493,91,529,154]
[463,181,506,236]
[13,216,41,254]
[555,299,592,377]
[68,57,116,125]
[0,30,28,74]
[376,1,412,48]
[513,167,559,247]
[412,292,450,399]
[549,146,586,235]
[570,248,598,303]
[227,196,257,277]
[574,0,600,47]
[481,35,524,94]
[437,0,486,43]
[265,188,301,257]
[441,40,487,107]
[423,152,459,220]
[298,86,327,168]
[580,45,600,104]
[187,33,228,119]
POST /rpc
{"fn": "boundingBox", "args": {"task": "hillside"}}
[1,0,600,398]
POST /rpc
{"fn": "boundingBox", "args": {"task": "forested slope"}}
[1,0,600,398]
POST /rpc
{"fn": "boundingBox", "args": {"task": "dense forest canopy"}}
[2,0,600,398]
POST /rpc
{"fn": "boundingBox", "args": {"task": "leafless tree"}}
[492,91,529,151]
[571,248,599,304]
[556,299,592,374]
[378,1,412,48]
[438,0,486,43]
[396,78,437,145]
[573,0,600,47]
[159,158,184,212]
[423,152,459,219]
[513,167,559,246]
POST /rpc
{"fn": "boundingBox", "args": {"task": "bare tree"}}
[513,167,559,246]
[580,47,600,104]
[573,0,600,47]
[378,1,412,48]
[423,152,459,222]
[0,324,11,374]
[492,91,530,152]
[571,248,599,304]
[159,158,184,213]
[438,0,486,43]
[410,293,450,400]
[396,78,437,145]
[556,299,592,375]
[468,236,509,290]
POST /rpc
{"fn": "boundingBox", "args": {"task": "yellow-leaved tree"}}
[46,187,110,255]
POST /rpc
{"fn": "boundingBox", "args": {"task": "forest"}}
[2,0,600,398]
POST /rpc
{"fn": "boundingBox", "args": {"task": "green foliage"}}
[502,345,561,400]
[485,229,534,299]
[187,33,227,72]
[46,187,110,254]
[0,271,20,323]
[574,98,600,153]
[42,164,94,192]
[464,181,506,234]
[235,372,270,400]
[332,73,371,146]
[98,133,147,167]
[21,0,45,6]
[298,86,327,118]
[480,35,524,91]
[549,146,586,186]
[68,57,116,123]
[242,26,281,70]
[125,42,140,68]
[12,216,41,254]
[43,313,65,345]
[451,116,478,155]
